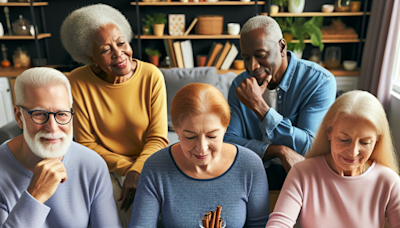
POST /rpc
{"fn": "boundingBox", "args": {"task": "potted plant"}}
[272,0,288,12]
[142,15,153,35]
[145,48,161,66]
[276,17,324,58]
[143,13,167,36]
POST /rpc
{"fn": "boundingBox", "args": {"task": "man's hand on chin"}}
[27,158,68,204]
[235,75,272,121]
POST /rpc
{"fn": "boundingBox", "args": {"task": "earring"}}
[92,61,98,67]
[328,138,330,141]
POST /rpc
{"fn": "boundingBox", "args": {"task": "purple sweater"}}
[0,141,121,228]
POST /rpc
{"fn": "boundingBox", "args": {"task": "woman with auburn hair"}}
[266,90,400,228]
[129,83,270,228]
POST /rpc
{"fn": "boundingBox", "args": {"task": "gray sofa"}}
[160,67,238,145]
[0,120,22,144]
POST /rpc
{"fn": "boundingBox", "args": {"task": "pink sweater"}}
[267,156,400,228]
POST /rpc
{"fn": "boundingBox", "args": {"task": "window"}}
[392,29,400,94]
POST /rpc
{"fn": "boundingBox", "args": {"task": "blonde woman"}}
[266,90,400,228]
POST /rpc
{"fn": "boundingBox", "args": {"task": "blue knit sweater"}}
[129,144,269,228]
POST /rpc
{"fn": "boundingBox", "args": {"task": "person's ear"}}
[87,55,98,67]
[279,39,287,57]
[327,127,332,141]
[14,106,24,129]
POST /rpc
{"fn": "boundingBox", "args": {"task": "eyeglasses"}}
[18,105,74,125]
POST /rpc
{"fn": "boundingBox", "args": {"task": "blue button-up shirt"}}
[224,51,337,165]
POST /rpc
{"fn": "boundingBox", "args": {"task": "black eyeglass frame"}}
[18,105,74,125]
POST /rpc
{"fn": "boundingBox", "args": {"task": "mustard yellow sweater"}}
[69,60,169,176]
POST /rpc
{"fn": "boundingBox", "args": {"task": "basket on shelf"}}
[195,15,223,35]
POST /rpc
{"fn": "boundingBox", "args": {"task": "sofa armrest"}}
[0,120,22,144]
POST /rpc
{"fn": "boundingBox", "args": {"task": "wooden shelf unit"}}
[0,2,48,6]
[0,67,360,78]
[267,12,370,17]
[291,39,364,43]
[135,34,240,39]
[133,1,264,6]
[0,33,52,40]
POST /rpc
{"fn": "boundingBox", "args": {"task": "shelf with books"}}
[132,1,265,6]
[135,34,240,39]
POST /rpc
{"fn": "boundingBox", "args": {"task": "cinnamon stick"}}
[202,217,209,228]
[210,211,216,228]
[215,206,222,228]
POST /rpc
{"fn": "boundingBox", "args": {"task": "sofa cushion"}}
[160,67,237,122]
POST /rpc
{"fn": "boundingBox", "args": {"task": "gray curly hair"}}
[241,15,283,42]
[60,4,134,65]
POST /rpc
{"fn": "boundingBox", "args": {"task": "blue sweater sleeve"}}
[0,190,50,228]
[224,78,270,159]
[129,160,160,228]
[88,159,122,228]
[244,151,270,227]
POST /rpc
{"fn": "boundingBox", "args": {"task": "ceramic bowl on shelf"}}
[343,60,357,71]
[322,4,334,13]
[234,60,245,70]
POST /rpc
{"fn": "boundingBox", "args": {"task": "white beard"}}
[21,115,73,159]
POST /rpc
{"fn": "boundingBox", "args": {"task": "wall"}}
[389,92,400,157]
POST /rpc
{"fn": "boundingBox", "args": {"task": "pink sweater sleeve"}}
[266,165,303,228]
[387,177,400,227]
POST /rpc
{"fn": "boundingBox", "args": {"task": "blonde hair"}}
[170,83,230,129]
[306,90,399,174]
[15,67,72,108]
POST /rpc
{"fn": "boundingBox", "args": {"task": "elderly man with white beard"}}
[0,67,121,228]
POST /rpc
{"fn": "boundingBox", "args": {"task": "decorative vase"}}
[148,55,159,66]
[293,50,303,59]
[288,0,305,13]
[152,24,165,36]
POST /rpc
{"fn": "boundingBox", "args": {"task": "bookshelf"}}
[0,1,50,71]
[133,1,265,6]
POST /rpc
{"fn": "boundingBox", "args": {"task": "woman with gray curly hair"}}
[60,4,169,227]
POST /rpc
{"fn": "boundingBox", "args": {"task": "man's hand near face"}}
[235,75,272,121]
[27,158,67,204]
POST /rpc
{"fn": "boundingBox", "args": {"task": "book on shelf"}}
[180,40,194,69]
[173,41,185,68]
[220,43,239,70]
[215,41,231,69]
[184,17,198,36]
[206,42,223,67]
[212,50,222,66]
[163,39,176,67]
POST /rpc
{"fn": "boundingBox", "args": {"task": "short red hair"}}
[171,83,231,129]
